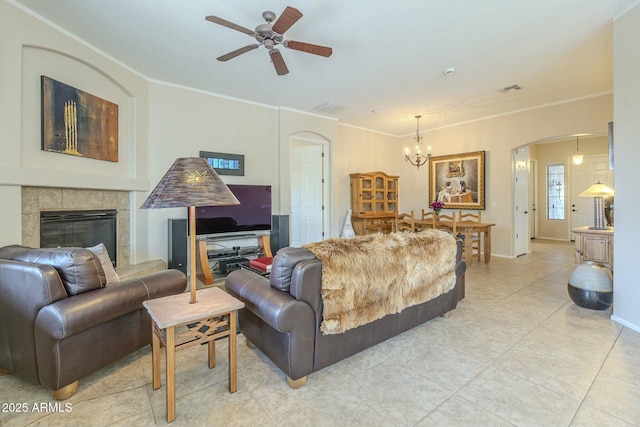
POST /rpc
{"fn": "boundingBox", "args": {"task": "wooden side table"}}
[143,287,245,423]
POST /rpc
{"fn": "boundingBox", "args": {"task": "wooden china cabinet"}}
[349,172,399,235]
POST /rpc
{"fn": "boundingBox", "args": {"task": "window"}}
[547,163,565,219]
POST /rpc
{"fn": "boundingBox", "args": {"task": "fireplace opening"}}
[40,209,117,267]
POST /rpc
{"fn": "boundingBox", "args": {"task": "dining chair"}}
[435,211,457,235]
[458,210,482,262]
[419,209,437,230]
[394,210,415,233]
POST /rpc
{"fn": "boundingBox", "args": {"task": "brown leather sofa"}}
[225,238,466,388]
[0,245,186,399]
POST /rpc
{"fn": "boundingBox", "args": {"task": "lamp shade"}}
[141,157,239,209]
[578,182,614,198]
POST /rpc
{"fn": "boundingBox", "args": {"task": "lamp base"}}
[587,226,613,230]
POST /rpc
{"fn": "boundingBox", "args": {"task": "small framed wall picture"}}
[199,151,244,176]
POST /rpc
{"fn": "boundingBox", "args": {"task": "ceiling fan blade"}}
[284,40,333,57]
[271,6,303,34]
[205,15,257,36]
[269,49,289,76]
[217,44,260,62]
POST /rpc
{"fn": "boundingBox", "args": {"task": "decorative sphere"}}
[567,262,613,310]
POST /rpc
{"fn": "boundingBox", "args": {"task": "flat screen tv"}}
[190,184,272,235]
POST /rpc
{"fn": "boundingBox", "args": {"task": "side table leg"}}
[229,310,237,393]
[208,337,216,369]
[152,323,160,390]
[166,326,176,423]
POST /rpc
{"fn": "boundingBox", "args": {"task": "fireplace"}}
[40,209,118,267]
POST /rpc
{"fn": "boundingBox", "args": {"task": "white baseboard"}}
[611,315,640,334]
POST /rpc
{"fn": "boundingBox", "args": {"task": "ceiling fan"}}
[205,6,333,76]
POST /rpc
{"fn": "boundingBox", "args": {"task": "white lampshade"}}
[578,182,614,198]
[578,182,614,230]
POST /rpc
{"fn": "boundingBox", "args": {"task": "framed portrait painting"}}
[429,150,486,210]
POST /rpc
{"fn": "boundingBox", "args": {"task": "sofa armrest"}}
[226,270,314,333]
[35,269,186,340]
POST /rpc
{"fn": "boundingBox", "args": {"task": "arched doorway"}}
[289,133,331,246]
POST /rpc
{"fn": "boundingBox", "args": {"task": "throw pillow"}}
[0,245,105,296]
[88,243,120,286]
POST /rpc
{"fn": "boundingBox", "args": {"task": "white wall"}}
[611,3,640,331]
[396,95,612,257]
[0,1,149,250]
[141,82,280,261]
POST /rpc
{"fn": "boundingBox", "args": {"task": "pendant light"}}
[572,136,584,165]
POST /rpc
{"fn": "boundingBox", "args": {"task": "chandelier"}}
[404,115,431,169]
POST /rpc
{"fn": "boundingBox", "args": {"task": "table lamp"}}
[141,157,239,304]
[578,181,614,230]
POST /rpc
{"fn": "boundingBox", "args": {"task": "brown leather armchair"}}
[0,245,186,399]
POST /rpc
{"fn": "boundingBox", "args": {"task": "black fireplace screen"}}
[40,210,117,267]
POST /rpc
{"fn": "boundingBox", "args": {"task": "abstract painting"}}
[41,76,118,162]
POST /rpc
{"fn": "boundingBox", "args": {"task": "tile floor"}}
[1,239,639,427]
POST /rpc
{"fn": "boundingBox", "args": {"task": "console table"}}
[572,226,614,270]
[196,234,272,285]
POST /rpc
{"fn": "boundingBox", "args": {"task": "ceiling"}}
[11,0,638,136]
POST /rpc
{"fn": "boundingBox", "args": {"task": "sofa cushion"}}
[87,243,120,286]
[0,245,105,296]
[270,247,316,292]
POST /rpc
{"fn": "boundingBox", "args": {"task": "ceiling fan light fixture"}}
[206,6,331,75]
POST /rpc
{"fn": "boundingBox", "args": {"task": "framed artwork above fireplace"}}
[41,75,119,162]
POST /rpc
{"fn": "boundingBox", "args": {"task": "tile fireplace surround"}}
[21,187,131,267]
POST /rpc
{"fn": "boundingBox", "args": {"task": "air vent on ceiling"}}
[499,84,522,93]
[313,102,345,113]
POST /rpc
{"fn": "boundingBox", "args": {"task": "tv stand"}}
[196,234,272,286]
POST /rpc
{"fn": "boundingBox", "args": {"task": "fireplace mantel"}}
[2,165,148,192]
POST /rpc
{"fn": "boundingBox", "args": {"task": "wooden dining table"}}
[414,219,496,267]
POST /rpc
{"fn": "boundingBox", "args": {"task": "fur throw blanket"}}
[303,230,457,335]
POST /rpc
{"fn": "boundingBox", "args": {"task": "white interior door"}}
[529,158,538,239]
[290,144,324,247]
[570,154,613,237]
[514,147,530,256]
